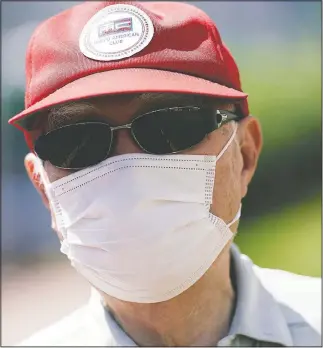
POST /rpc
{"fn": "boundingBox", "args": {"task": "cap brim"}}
[9,68,247,128]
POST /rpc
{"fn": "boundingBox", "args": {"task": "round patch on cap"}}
[79,4,154,61]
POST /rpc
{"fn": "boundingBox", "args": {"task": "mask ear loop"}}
[34,156,68,241]
[215,123,241,228]
[205,123,238,212]
[217,122,238,161]
[34,156,48,185]
[228,204,242,227]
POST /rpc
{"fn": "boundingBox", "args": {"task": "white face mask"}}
[40,124,240,303]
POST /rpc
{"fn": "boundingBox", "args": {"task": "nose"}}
[110,129,145,157]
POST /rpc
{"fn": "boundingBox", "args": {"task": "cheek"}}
[44,161,74,183]
[211,145,242,223]
[183,133,223,156]
[183,132,242,222]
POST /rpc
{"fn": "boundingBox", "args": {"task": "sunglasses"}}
[34,106,241,170]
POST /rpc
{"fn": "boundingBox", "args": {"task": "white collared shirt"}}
[18,244,321,346]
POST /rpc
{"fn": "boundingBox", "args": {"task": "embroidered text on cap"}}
[79,4,154,62]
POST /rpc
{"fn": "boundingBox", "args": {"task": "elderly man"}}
[9,1,320,347]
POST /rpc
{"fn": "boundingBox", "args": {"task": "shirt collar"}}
[227,243,293,346]
[87,244,293,347]
[88,288,136,346]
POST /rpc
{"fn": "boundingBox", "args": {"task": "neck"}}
[103,248,235,346]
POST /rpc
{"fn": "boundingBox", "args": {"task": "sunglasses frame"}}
[35,106,242,170]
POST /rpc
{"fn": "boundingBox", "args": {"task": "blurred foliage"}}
[235,42,321,276]
[236,195,321,277]
[238,42,321,148]
[2,89,28,173]
[236,42,321,217]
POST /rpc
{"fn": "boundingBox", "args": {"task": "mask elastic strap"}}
[217,123,238,161]
[228,204,242,227]
[35,156,68,238]
[34,156,52,197]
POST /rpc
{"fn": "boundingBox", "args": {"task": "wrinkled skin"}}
[25,93,262,346]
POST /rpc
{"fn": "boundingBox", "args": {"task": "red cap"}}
[8,1,249,133]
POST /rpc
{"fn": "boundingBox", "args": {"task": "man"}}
[9,1,321,346]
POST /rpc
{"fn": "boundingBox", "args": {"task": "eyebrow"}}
[44,94,208,131]
[42,93,236,133]
[45,102,104,132]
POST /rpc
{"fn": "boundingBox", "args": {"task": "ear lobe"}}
[24,153,50,210]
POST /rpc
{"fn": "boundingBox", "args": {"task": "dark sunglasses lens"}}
[35,123,112,169]
[132,108,213,154]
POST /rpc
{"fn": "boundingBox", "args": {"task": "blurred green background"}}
[1,2,321,345]
[236,40,321,277]
[2,2,321,277]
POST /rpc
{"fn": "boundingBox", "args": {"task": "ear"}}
[237,116,263,198]
[24,152,50,210]
[25,153,63,240]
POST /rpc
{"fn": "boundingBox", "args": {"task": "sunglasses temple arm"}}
[222,110,242,125]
